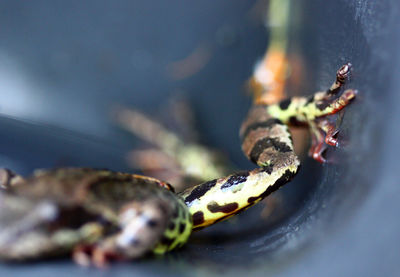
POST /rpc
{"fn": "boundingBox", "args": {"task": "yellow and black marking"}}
[0,63,357,264]
[180,103,299,230]
[179,64,356,230]
[152,198,192,254]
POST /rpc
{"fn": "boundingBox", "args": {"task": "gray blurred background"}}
[0,0,399,276]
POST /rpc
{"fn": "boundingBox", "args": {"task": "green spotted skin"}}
[152,197,192,255]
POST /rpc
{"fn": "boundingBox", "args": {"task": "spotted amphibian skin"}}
[179,63,356,229]
[0,64,356,266]
[0,168,192,267]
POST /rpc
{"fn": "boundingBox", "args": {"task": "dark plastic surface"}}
[0,1,399,276]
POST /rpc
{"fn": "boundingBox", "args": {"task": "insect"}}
[0,63,356,267]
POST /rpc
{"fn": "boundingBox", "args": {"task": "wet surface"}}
[0,0,399,276]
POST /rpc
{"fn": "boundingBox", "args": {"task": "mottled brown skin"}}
[0,168,189,265]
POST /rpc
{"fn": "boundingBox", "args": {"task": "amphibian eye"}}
[146,219,158,228]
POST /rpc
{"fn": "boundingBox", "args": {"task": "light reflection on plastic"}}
[0,52,106,136]
[0,53,45,119]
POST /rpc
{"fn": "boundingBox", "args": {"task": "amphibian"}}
[0,63,356,267]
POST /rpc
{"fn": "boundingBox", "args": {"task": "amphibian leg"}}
[179,64,357,229]
[268,63,357,162]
